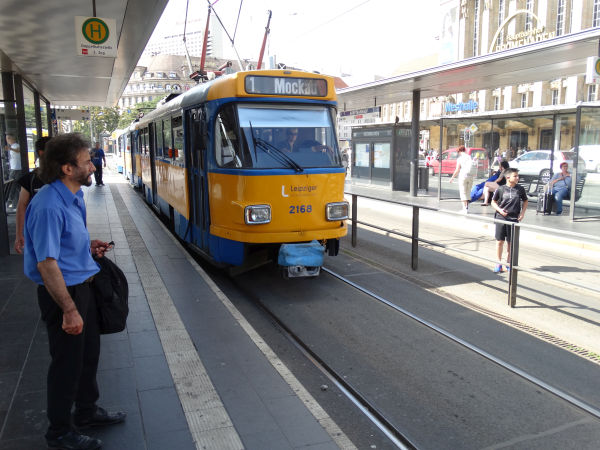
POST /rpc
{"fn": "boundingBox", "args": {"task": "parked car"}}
[430,147,488,175]
[508,150,586,183]
[574,145,600,173]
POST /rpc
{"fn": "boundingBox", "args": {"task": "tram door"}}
[147,125,159,208]
[187,108,209,250]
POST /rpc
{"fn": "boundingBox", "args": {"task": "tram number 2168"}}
[289,204,312,214]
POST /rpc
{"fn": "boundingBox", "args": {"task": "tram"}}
[121,70,348,277]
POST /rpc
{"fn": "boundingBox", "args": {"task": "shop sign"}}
[445,100,478,113]
[490,10,555,53]
[75,16,117,57]
[586,56,600,84]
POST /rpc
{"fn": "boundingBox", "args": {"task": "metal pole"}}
[351,194,357,247]
[0,71,16,256]
[438,118,443,200]
[409,89,421,197]
[411,206,419,270]
[507,223,520,307]
[570,105,581,221]
[46,100,53,137]
[13,74,29,178]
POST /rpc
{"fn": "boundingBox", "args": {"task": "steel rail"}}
[322,266,600,421]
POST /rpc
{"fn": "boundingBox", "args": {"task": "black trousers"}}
[93,163,103,185]
[38,282,100,439]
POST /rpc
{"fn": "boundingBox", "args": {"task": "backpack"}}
[92,256,129,334]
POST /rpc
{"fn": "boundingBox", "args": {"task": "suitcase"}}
[537,187,554,215]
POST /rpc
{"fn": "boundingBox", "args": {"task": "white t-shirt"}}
[8,143,21,170]
[457,153,473,178]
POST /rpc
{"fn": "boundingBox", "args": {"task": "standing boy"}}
[491,168,528,273]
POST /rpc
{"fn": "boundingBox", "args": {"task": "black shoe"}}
[74,407,126,429]
[46,431,102,449]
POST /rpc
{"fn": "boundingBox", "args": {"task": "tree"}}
[71,106,120,141]
[118,98,162,129]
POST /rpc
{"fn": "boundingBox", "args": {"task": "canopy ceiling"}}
[0,0,169,106]
[337,28,600,111]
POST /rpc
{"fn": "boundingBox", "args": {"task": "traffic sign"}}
[75,16,117,58]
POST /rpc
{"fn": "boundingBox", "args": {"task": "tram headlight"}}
[326,201,349,221]
[245,205,271,224]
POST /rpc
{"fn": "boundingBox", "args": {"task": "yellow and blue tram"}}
[120,70,348,277]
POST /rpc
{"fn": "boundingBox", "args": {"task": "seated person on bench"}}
[548,162,571,216]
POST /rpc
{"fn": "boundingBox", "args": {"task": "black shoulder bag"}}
[92,256,129,334]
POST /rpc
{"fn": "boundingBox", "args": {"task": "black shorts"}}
[495,220,517,242]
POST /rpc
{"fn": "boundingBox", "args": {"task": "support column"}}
[13,74,29,177]
[409,89,421,196]
[0,71,15,256]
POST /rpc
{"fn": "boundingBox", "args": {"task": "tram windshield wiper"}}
[254,138,304,172]
[248,122,303,172]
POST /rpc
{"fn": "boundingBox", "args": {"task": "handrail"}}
[345,192,600,307]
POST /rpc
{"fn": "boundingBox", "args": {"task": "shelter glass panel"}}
[440,118,492,200]
[575,107,600,218]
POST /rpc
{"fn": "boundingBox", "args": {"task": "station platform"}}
[343,180,600,265]
[0,172,351,450]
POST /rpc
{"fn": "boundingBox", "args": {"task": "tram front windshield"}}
[215,103,341,169]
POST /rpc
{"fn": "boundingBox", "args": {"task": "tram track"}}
[225,261,600,449]
[321,266,600,423]
[228,272,418,450]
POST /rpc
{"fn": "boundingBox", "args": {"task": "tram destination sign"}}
[245,76,328,97]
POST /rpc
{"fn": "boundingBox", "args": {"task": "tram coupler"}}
[278,240,324,278]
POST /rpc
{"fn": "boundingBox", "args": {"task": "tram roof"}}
[337,28,600,110]
[0,0,168,106]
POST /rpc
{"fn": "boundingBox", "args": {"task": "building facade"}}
[342,0,600,219]
[379,0,600,154]
[118,54,234,111]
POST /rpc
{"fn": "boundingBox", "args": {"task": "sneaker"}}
[46,431,102,450]
[493,264,504,273]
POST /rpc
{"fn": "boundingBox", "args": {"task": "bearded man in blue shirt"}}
[24,133,125,450]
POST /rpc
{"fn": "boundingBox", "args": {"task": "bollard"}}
[507,223,520,307]
[411,206,419,270]
[351,194,357,247]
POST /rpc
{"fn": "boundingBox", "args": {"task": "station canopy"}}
[0,0,169,106]
[337,28,600,110]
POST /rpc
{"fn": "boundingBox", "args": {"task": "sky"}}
[150,0,443,85]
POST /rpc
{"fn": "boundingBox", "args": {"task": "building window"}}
[497,0,505,48]
[169,72,177,78]
[588,84,597,101]
[556,0,565,36]
[525,0,534,31]
[473,0,480,56]
[521,93,527,108]
[594,0,600,27]
[494,96,500,110]
[551,90,559,105]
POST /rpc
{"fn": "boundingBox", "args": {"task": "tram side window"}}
[215,105,242,168]
[163,118,172,159]
[172,116,184,163]
[155,120,163,157]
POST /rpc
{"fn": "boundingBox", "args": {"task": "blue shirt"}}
[91,148,105,165]
[24,179,100,286]
[550,173,571,193]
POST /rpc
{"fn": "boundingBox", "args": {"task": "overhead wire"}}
[232,0,244,43]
